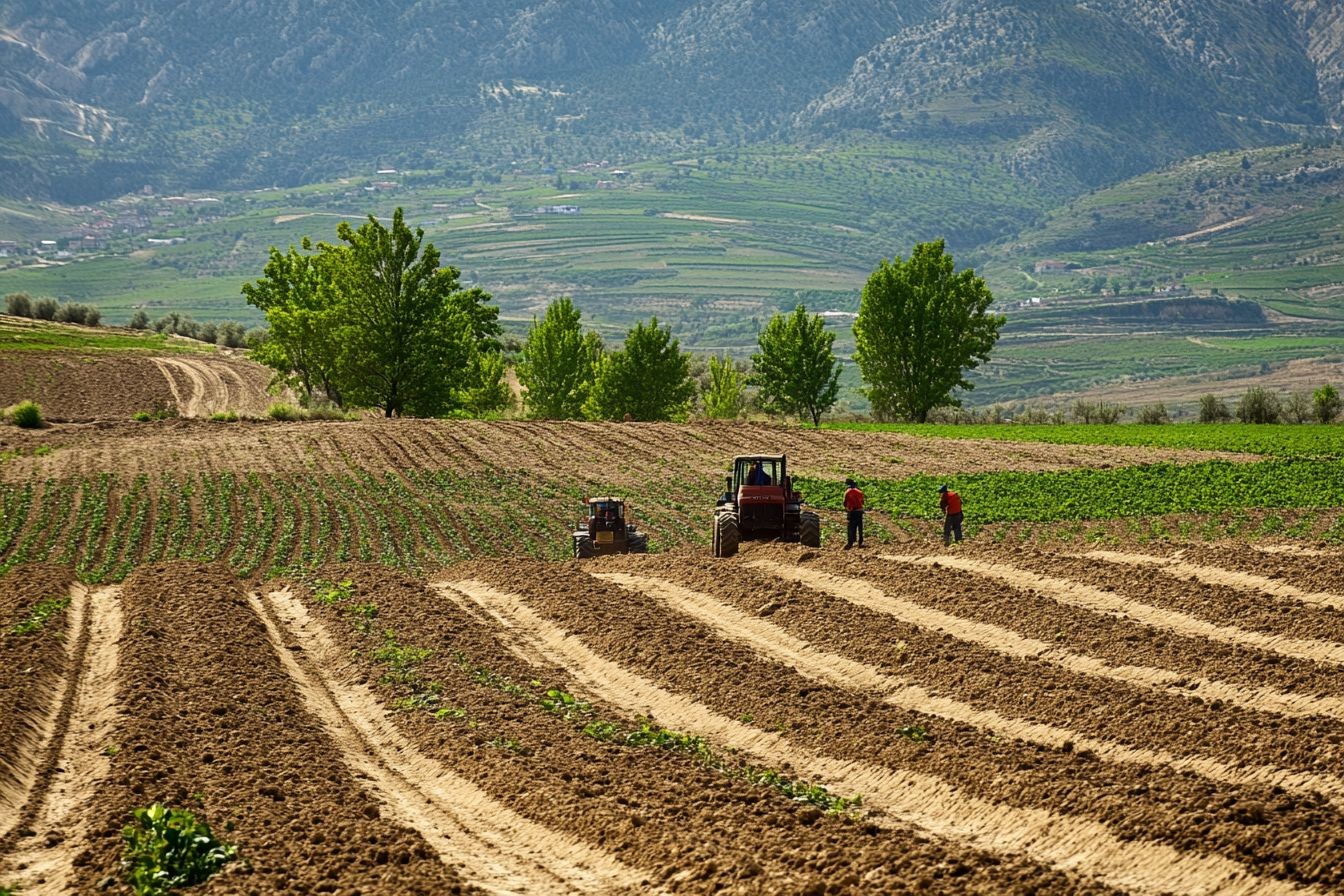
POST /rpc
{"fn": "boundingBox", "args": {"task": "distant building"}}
[534,205,581,215]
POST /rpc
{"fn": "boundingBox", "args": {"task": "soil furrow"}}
[0,569,77,845]
[1083,550,1344,612]
[597,571,1344,806]
[1,586,121,894]
[885,553,1344,666]
[254,588,654,895]
[753,558,1344,722]
[440,577,1317,896]
[71,562,467,895]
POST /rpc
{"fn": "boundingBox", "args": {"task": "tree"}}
[1314,384,1341,423]
[1198,393,1231,423]
[584,317,694,421]
[750,304,840,427]
[242,238,345,406]
[702,354,746,420]
[854,240,1003,422]
[458,352,514,416]
[332,208,493,417]
[517,298,602,419]
[1235,386,1280,424]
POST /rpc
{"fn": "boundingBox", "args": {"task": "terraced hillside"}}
[4,418,1344,894]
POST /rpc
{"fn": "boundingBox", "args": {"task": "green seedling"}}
[9,596,70,635]
[121,803,236,896]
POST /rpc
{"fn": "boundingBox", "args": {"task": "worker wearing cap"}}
[843,477,865,549]
[938,484,963,546]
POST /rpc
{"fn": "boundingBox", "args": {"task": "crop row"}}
[824,422,1344,458]
[0,466,715,582]
[799,456,1344,535]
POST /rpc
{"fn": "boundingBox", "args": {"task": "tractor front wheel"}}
[713,513,739,558]
[574,534,594,559]
[799,510,821,548]
[628,533,649,553]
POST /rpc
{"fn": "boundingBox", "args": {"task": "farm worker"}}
[938,484,963,546]
[747,461,771,486]
[843,478,865,549]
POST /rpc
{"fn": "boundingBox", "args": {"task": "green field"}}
[0,316,215,354]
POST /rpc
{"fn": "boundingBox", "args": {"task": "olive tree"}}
[854,240,1003,422]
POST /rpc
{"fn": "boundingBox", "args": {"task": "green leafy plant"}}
[7,400,44,429]
[209,410,239,422]
[121,803,237,896]
[9,595,70,635]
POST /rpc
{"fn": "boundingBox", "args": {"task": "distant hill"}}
[0,0,1340,204]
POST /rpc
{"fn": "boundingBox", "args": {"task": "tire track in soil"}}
[1083,550,1344,612]
[884,553,1344,667]
[1,586,122,894]
[438,578,1319,896]
[753,559,1344,722]
[0,581,80,844]
[151,357,226,418]
[596,572,1344,807]
[252,588,654,895]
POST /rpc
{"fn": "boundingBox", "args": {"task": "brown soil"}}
[0,417,1254,482]
[0,352,275,422]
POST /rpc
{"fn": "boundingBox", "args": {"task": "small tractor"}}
[712,454,820,558]
[573,496,648,559]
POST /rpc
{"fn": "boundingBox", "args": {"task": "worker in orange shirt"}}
[843,477,865,549]
[938,484,963,546]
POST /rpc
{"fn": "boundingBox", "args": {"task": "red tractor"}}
[711,454,820,558]
[573,496,648,559]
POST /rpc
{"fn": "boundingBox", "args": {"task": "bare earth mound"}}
[0,352,276,421]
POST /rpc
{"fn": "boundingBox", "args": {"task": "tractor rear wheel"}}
[799,510,821,548]
[628,533,648,553]
[713,513,739,558]
[574,534,594,559]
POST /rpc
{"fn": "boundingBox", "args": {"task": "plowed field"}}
[4,419,1344,894]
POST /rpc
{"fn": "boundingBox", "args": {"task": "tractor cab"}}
[712,454,820,557]
[573,496,648,558]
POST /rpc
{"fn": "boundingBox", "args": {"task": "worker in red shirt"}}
[938,484,963,546]
[843,477,865,549]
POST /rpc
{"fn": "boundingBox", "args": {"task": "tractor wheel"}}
[799,510,821,548]
[713,513,739,558]
[628,533,649,554]
[574,534,594,559]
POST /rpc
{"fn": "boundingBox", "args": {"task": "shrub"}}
[1283,391,1312,424]
[4,292,32,317]
[216,321,247,348]
[1072,400,1124,424]
[243,327,268,349]
[1236,387,1281,424]
[195,321,218,345]
[121,803,236,896]
[304,404,353,421]
[267,402,304,421]
[55,302,101,326]
[1314,384,1341,424]
[1137,402,1170,425]
[209,410,239,422]
[1198,393,1231,423]
[128,309,150,330]
[32,297,58,320]
[8,400,44,429]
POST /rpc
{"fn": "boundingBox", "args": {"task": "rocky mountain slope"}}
[0,1,1339,205]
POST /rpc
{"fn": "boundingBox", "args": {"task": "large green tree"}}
[750,304,841,427]
[854,240,1003,422]
[242,238,344,406]
[584,317,694,421]
[517,297,602,419]
[246,208,501,418]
